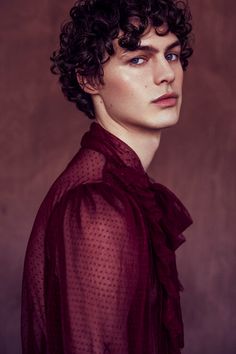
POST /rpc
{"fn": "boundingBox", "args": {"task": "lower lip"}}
[153,97,177,107]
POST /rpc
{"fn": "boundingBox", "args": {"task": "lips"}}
[152,93,178,108]
[152,93,178,103]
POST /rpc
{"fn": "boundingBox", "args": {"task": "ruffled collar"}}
[81,121,193,353]
[81,121,148,173]
[81,121,192,239]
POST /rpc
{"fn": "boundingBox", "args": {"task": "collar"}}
[81,121,147,173]
[81,121,193,247]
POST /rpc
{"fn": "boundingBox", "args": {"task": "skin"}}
[81,26,184,171]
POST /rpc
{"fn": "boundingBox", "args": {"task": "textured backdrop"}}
[1,0,235,353]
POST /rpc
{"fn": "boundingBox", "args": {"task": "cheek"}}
[102,77,125,99]
[102,73,139,102]
[177,67,184,87]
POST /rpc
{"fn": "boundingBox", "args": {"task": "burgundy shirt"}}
[21,121,193,354]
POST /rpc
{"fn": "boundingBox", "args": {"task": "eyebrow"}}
[121,39,181,56]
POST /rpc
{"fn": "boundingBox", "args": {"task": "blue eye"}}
[166,53,179,62]
[129,57,146,65]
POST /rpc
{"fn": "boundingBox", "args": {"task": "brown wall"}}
[1,0,235,353]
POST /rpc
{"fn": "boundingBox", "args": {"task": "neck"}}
[94,118,161,172]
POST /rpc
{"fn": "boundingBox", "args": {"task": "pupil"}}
[133,58,139,64]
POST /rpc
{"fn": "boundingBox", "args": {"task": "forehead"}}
[114,26,179,54]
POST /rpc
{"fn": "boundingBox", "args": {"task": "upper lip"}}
[152,92,178,103]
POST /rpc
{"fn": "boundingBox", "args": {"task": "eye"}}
[165,53,180,62]
[129,57,146,65]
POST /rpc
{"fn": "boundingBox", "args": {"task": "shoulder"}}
[32,149,107,224]
[46,182,139,260]
[50,181,135,231]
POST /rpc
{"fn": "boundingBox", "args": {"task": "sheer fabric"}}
[21,122,193,354]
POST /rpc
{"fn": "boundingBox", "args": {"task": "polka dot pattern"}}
[21,122,192,354]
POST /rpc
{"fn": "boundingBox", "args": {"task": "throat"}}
[133,133,161,171]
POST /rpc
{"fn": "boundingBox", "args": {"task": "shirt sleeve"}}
[45,182,139,354]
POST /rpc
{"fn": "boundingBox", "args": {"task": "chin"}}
[154,111,180,129]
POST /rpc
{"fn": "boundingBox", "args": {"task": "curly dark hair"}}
[50,0,193,119]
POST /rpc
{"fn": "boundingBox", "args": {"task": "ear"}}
[76,73,100,95]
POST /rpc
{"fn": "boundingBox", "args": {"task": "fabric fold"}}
[81,121,193,354]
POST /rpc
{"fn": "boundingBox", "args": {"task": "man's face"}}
[93,26,184,132]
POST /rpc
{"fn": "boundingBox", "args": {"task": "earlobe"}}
[76,74,99,95]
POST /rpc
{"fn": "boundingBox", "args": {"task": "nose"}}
[152,57,175,85]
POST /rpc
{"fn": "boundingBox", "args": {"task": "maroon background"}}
[1,0,236,353]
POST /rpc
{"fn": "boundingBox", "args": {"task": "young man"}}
[21,0,193,353]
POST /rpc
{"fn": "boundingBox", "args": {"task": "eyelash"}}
[128,52,180,66]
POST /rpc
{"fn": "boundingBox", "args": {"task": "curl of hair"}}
[51,0,193,119]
